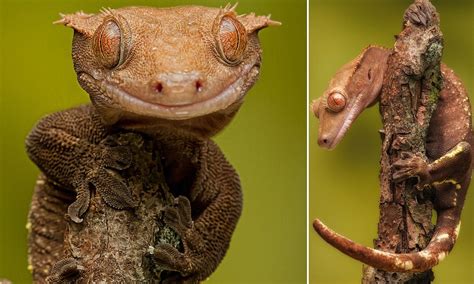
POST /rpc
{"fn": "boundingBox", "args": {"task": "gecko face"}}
[58,5,278,135]
[312,60,360,150]
[312,46,390,150]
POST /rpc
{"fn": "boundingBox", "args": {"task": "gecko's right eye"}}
[215,14,248,66]
[327,92,346,112]
[93,17,131,69]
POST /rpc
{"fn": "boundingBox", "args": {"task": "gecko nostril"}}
[154,82,163,93]
[318,136,330,147]
[195,80,203,93]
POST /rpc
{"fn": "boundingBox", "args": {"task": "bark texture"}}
[363,0,443,283]
[28,132,181,283]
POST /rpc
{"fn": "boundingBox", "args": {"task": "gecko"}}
[311,46,472,272]
[25,5,278,282]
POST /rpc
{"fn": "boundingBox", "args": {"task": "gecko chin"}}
[101,64,260,121]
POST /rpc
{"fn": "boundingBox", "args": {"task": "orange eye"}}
[327,92,346,112]
[216,15,247,65]
[94,19,122,68]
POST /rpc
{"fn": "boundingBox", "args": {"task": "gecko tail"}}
[313,213,460,272]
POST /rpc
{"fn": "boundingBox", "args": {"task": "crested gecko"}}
[26,5,278,282]
[312,46,472,272]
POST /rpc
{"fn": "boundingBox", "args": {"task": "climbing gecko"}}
[312,46,472,272]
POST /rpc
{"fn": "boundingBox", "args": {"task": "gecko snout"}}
[151,72,204,97]
[318,135,332,149]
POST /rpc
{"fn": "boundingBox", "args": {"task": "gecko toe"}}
[46,257,82,283]
[163,196,193,236]
[393,168,414,182]
[91,168,137,210]
[153,243,191,273]
[67,182,91,223]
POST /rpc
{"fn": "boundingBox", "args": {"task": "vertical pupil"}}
[219,18,239,59]
[99,21,121,68]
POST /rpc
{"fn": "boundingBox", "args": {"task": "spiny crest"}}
[54,11,93,25]
[99,7,116,17]
[222,2,239,13]
[218,3,280,33]
[238,12,281,33]
[216,3,239,21]
[54,11,95,36]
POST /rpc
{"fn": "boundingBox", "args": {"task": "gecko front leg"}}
[26,105,137,223]
[152,140,242,283]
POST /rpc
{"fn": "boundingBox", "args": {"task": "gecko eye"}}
[327,92,347,112]
[93,17,131,69]
[215,15,248,66]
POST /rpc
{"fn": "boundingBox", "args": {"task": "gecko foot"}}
[90,167,137,210]
[153,243,192,274]
[163,196,193,236]
[67,145,137,223]
[153,196,198,277]
[46,257,83,283]
[392,152,430,188]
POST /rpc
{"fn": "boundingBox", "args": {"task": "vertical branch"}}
[365,0,443,282]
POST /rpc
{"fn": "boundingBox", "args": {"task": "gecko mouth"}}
[103,63,260,120]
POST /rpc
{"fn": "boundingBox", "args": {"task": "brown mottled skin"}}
[26,5,278,282]
[312,46,472,272]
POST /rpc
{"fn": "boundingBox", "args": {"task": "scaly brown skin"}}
[311,46,472,272]
[26,5,278,283]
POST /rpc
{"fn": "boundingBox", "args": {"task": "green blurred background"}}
[0,0,306,283]
[310,0,473,283]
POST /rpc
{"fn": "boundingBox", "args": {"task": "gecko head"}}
[312,46,390,150]
[56,5,279,137]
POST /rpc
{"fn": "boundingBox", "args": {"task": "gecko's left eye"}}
[327,92,347,112]
[215,15,248,66]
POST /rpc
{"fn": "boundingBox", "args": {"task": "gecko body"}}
[312,46,472,272]
[26,5,278,282]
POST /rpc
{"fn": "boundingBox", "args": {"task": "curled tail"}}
[313,210,461,272]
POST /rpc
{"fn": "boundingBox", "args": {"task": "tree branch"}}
[364,0,443,282]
